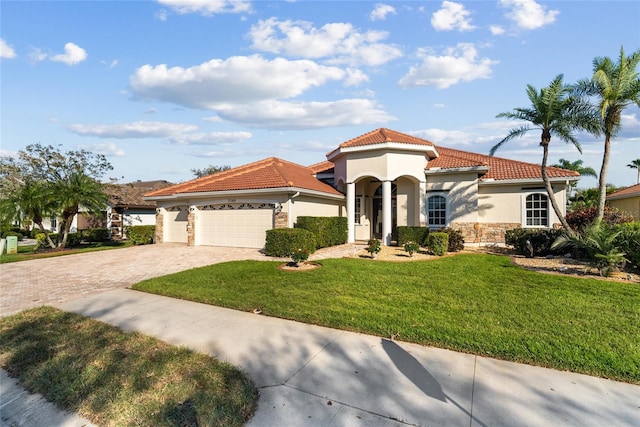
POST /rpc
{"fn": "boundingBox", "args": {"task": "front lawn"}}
[0,307,257,427]
[0,240,134,264]
[133,254,640,384]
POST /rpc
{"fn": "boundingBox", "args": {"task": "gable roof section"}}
[108,180,173,208]
[607,183,640,200]
[327,128,436,159]
[429,146,580,181]
[145,157,342,198]
[308,160,335,174]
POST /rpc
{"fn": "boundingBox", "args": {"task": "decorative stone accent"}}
[274,211,288,229]
[187,210,196,246]
[450,222,521,244]
[155,213,164,244]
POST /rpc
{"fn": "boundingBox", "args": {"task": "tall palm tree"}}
[552,158,598,197]
[628,158,640,183]
[491,74,601,232]
[575,46,640,221]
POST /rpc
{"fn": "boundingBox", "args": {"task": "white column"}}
[382,180,392,246]
[419,181,427,226]
[346,182,355,243]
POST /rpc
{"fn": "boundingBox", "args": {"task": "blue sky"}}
[1,0,639,188]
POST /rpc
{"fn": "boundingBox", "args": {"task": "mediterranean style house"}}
[607,183,640,221]
[144,128,579,248]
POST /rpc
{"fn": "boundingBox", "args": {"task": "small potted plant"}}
[403,241,420,257]
[367,238,381,259]
[291,248,310,267]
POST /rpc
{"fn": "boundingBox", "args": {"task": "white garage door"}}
[165,208,188,243]
[198,205,274,248]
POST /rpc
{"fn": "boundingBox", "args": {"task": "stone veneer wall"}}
[155,212,164,244]
[274,211,288,229]
[187,210,196,246]
[450,222,521,245]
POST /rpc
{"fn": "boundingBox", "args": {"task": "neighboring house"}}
[145,128,579,249]
[607,183,640,220]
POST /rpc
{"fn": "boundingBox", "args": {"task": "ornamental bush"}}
[427,232,449,256]
[291,248,310,264]
[566,206,633,231]
[81,228,110,242]
[437,227,465,252]
[505,228,563,257]
[265,228,316,257]
[126,225,155,245]
[403,241,420,257]
[294,216,347,249]
[614,222,640,270]
[1,230,23,241]
[397,226,429,246]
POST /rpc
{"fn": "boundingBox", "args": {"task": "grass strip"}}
[0,241,134,264]
[0,307,257,426]
[133,253,640,384]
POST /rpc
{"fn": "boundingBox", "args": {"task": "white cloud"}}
[169,131,252,145]
[431,1,476,32]
[399,43,498,89]
[101,59,119,69]
[79,142,126,157]
[500,0,559,30]
[130,55,352,108]
[490,25,505,35]
[68,121,197,138]
[370,3,396,21]
[410,128,474,145]
[156,0,252,16]
[50,42,87,65]
[203,116,224,123]
[214,99,396,130]
[29,47,47,63]
[248,18,402,66]
[0,38,16,59]
[433,103,447,108]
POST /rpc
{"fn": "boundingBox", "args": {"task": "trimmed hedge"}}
[437,227,465,252]
[81,228,110,242]
[294,216,347,249]
[427,232,449,256]
[265,228,316,257]
[397,226,429,246]
[126,225,155,245]
[1,230,23,241]
[505,228,563,257]
[48,232,82,248]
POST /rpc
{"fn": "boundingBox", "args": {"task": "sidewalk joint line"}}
[469,355,477,427]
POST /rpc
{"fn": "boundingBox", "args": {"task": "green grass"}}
[133,254,640,384]
[0,307,257,427]
[0,240,134,264]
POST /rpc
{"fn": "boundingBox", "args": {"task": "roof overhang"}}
[144,186,344,202]
[425,166,490,175]
[478,176,579,186]
[327,142,438,161]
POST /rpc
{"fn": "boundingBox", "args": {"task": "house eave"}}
[144,186,344,202]
[478,177,579,186]
[425,166,490,175]
[327,142,439,161]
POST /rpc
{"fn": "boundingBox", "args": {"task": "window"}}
[354,197,362,224]
[50,217,57,232]
[426,194,447,227]
[525,193,548,227]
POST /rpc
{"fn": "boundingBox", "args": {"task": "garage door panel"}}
[198,209,273,248]
[165,210,188,243]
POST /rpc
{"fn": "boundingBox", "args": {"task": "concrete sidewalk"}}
[53,289,639,427]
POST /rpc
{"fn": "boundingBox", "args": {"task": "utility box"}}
[5,236,18,255]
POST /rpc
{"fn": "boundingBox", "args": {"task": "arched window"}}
[426,194,447,227]
[525,193,548,227]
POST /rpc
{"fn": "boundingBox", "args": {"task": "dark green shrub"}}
[566,206,633,231]
[48,232,81,247]
[1,230,23,241]
[505,228,563,257]
[81,228,110,242]
[265,228,316,257]
[30,228,46,238]
[437,227,465,252]
[294,216,347,249]
[126,225,155,245]
[614,222,640,270]
[397,226,429,246]
[427,232,449,256]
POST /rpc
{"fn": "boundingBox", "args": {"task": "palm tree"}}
[575,46,640,222]
[56,171,108,248]
[491,74,601,232]
[628,158,640,183]
[552,158,597,196]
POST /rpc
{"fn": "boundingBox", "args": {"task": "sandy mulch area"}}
[348,245,640,284]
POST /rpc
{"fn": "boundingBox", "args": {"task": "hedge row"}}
[397,226,429,246]
[294,216,347,249]
[505,228,564,257]
[427,232,449,256]
[265,228,316,257]
[126,225,155,245]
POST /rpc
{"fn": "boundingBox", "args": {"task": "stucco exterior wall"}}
[608,197,640,220]
[426,172,479,224]
[289,196,344,225]
[477,184,565,226]
[335,150,427,184]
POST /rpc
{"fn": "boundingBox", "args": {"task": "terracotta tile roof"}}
[607,183,640,199]
[107,181,173,208]
[308,160,335,174]
[145,157,342,197]
[328,128,435,157]
[428,146,580,181]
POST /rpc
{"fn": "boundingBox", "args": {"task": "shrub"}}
[81,228,110,242]
[291,248,310,264]
[265,228,316,257]
[427,232,448,256]
[437,227,465,252]
[35,233,48,249]
[397,226,429,247]
[126,225,155,245]
[614,222,640,270]
[294,216,347,249]
[1,230,23,241]
[30,227,46,238]
[367,238,381,257]
[403,241,420,257]
[505,228,563,257]
[47,232,82,247]
[566,206,633,231]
